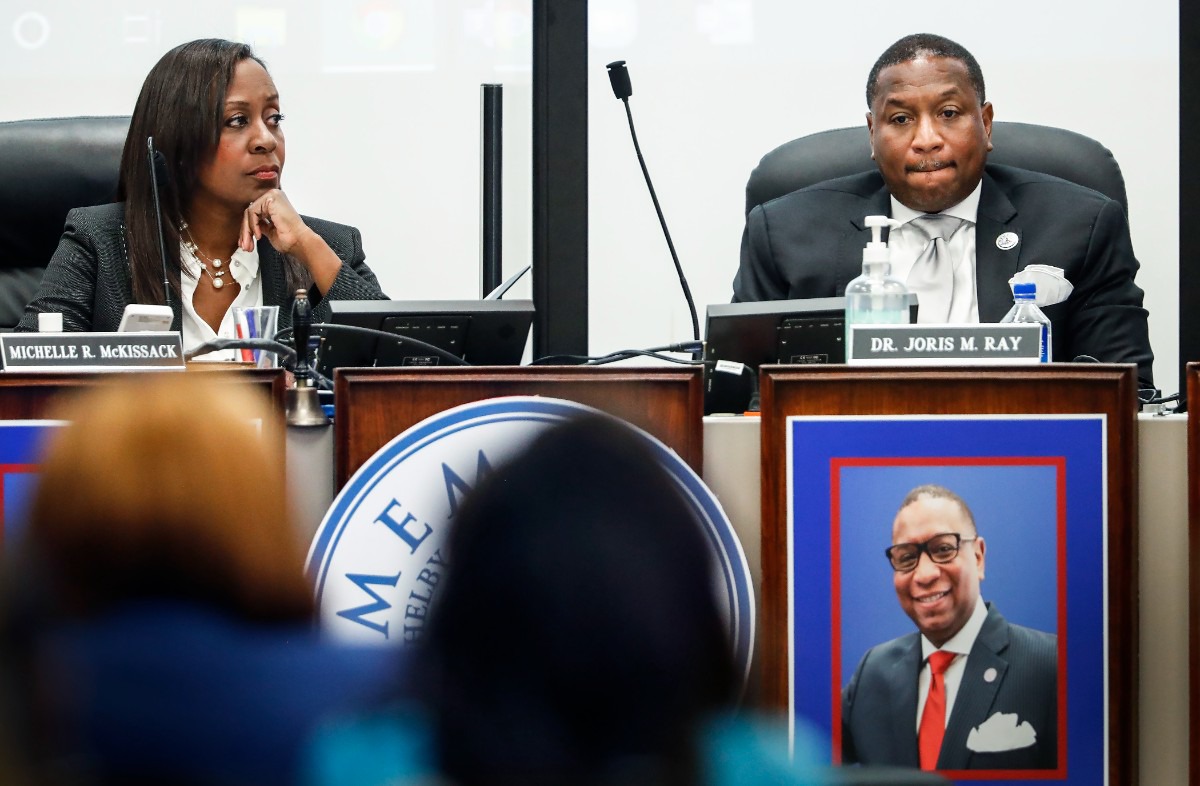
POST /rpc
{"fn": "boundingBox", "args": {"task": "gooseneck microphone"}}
[292,288,313,384]
[146,137,172,309]
[607,59,632,100]
[286,289,327,426]
[605,60,699,343]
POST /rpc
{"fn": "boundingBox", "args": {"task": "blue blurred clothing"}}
[35,601,403,785]
[704,715,830,786]
[303,708,434,786]
[303,709,831,786]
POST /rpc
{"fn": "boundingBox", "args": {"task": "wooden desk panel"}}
[333,366,704,488]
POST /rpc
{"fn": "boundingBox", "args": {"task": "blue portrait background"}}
[837,463,1059,683]
[787,415,1107,784]
[0,422,63,549]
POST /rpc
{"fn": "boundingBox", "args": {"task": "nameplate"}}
[847,324,1042,365]
[0,332,185,372]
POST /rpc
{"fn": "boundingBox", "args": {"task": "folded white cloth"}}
[1009,265,1073,307]
[966,711,1038,753]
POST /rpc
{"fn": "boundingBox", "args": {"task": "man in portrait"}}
[841,484,1057,770]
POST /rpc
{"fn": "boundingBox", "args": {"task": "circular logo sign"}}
[307,396,755,679]
[995,231,1020,251]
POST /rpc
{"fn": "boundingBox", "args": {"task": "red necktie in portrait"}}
[918,650,958,770]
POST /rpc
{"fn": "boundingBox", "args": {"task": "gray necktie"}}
[906,214,963,323]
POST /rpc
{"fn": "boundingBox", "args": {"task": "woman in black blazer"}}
[16,38,386,349]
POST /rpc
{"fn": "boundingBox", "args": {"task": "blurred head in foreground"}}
[25,372,311,621]
[5,374,420,784]
[423,414,737,786]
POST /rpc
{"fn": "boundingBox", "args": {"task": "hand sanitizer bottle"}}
[1000,281,1052,362]
[845,215,910,356]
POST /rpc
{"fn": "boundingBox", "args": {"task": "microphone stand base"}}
[286,385,329,427]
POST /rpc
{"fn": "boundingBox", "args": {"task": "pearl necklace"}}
[180,223,231,290]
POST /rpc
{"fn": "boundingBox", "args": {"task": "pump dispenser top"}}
[862,215,899,266]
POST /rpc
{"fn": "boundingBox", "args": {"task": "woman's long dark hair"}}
[117,39,307,305]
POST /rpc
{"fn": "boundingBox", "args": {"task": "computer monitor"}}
[703,297,847,415]
[703,295,921,414]
[316,299,534,375]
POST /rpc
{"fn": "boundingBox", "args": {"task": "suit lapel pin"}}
[984,667,998,683]
[996,232,1019,251]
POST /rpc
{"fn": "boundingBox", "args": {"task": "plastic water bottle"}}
[845,215,910,356]
[1000,281,1052,362]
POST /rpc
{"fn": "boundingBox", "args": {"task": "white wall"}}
[1,2,1180,393]
[587,0,1179,394]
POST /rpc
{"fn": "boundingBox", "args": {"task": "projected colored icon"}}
[358,0,407,50]
[122,13,159,46]
[320,0,434,72]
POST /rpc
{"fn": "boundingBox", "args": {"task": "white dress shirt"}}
[915,595,989,731]
[180,240,264,361]
[887,182,983,324]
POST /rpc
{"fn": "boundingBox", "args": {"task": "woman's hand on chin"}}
[242,188,343,293]
[240,189,315,255]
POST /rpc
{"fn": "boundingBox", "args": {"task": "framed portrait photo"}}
[759,366,1137,785]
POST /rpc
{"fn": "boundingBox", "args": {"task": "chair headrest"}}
[0,116,130,269]
[745,121,1127,215]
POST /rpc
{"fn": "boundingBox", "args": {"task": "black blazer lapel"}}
[258,242,291,328]
[975,173,1021,322]
[110,214,181,332]
[887,635,923,768]
[938,607,1009,769]
[850,184,893,234]
[168,268,183,331]
[841,185,894,295]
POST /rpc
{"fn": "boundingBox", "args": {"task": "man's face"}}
[866,56,993,213]
[891,494,985,647]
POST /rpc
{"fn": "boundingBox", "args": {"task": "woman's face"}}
[192,58,285,217]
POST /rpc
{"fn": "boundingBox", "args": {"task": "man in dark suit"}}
[841,484,1058,771]
[732,33,1153,388]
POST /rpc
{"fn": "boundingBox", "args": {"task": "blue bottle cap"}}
[1013,282,1037,297]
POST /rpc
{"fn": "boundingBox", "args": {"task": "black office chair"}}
[745,121,1128,216]
[0,116,130,329]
